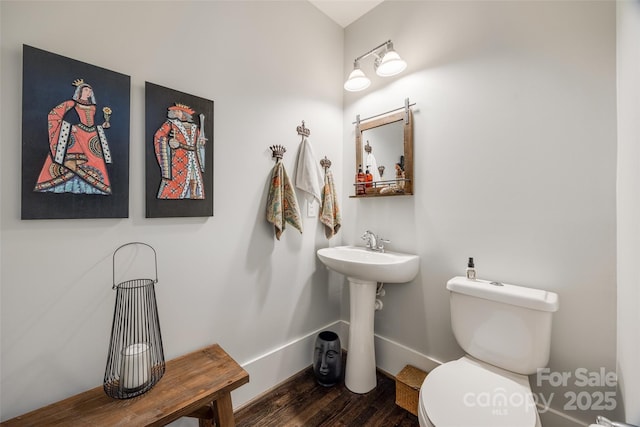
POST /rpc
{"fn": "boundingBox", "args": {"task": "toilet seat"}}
[419,356,538,427]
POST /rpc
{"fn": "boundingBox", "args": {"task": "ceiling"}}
[308,0,384,28]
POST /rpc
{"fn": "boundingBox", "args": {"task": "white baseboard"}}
[230,319,585,427]
[231,320,343,408]
[230,319,440,409]
[373,330,441,376]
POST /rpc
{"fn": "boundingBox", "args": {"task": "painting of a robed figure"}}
[145,82,214,218]
[33,79,114,195]
[21,45,131,219]
[154,103,207,200]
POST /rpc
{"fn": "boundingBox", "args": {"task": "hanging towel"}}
[295,137,324,203]
[267,160,302,240]
[366,152,382,182]
[320,168,341,239]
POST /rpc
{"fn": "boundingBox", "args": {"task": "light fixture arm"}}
[352,40,392,65]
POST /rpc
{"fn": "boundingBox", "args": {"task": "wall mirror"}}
[353,103,413,197]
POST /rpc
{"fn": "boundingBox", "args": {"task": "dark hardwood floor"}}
[235,366,420,427]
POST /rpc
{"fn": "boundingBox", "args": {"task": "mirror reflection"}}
[354,107,413,197]
[362,120,404,183]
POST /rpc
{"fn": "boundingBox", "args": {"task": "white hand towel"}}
[295,137,324,203]
[366,152,381,182]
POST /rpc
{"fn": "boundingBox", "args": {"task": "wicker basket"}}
[395,365,428,416]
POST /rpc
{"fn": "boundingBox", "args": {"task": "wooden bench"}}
[2,344,249,427]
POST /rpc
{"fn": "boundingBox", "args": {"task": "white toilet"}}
[418,276,559,427]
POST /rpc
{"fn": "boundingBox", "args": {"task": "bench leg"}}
[199,417,215,427]
[187,403,215,427]
[212,392,236,427]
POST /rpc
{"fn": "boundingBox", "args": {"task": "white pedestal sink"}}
[317,246,419,394]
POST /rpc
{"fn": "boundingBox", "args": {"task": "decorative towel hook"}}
[364,141,372,154]
[297,121,311,138]
[270,144,286,161]
[320,156,332,170]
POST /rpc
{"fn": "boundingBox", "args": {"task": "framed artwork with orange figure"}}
[21,45,131,219]
[145,82,214,218]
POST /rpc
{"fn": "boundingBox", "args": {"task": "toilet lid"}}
[420,357,538,427]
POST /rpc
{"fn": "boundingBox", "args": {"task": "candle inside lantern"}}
[121,343,151,390]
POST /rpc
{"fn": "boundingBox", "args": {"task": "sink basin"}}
[317,245,420,393]
[317,246,419,283]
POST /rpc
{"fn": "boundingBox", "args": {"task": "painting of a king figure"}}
[145,82,214,218]
[21,45,130,219]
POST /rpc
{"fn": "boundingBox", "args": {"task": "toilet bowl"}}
[418,356,541,427]
[417,277,558,427]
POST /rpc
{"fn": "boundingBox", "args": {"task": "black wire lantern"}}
[103,242,165,399]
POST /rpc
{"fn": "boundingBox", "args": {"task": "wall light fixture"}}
[344,40,407,92]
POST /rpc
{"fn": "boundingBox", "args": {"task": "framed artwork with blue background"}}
[21,45,131,219]
[145,82,214,218]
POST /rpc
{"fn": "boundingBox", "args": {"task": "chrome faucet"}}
[362,230,377,250]
[361,230,390,252]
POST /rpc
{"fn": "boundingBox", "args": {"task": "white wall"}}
[1,1,632,426]
[616,0,640,424]
[0,1,344,422]
[342,1,618,425]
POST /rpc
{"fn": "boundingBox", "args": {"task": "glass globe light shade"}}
[375,49,407,77]
[344,67,371,92]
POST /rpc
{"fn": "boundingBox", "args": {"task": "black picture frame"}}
[145,82,214,218]
[21,45,131,220]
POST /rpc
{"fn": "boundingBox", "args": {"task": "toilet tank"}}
[447,276,559,375]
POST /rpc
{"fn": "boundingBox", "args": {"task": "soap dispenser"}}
[365,165,373,189]
[356,165,366,195]
[466,257,476,280]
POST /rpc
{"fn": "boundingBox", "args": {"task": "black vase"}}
[313,331,342,387]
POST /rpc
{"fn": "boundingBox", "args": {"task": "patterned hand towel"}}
[320,169,341,239]
[295,137,324,203]
[267,160,302,240]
